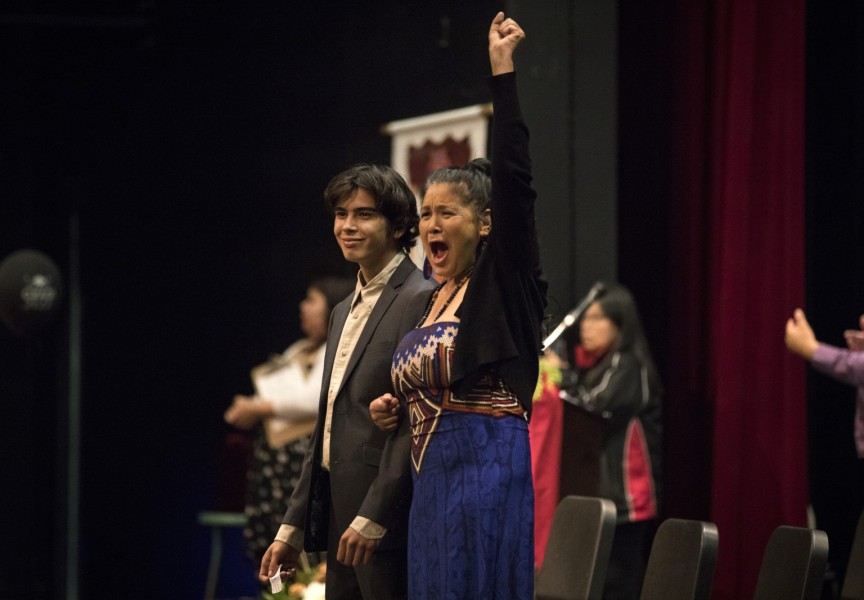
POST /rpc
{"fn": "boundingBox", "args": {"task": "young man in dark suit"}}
[259,164,434,599]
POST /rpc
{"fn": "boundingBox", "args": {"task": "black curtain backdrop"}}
[1,2,497,597]
[804,2,864,590]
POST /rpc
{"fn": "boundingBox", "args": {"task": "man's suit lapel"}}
[334,257,414,399]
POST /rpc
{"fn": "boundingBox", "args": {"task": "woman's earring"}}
[478,235,489,254]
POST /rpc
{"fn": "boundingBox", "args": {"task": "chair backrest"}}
[535,495,617,600]
[841,508,864,600]
[639,518,719,600]
[753,525,829,600]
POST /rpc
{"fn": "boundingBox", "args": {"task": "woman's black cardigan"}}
[450,71,548,416]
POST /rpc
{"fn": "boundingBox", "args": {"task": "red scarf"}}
[574,344,603,369]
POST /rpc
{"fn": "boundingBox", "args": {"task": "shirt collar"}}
[351,251,406,308]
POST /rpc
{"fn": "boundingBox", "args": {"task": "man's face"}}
[333,189,402,277]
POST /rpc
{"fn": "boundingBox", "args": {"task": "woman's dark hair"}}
[420,158,492,216]
[309,275,355,323]
[323,164,419,252]
[578,282,663,394]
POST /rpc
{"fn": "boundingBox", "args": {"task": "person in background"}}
[370,13,546,598]
[549,282,662,600]
[785,307,864,592]
[259,163,435,600]
[785,308,864,455]
[224,275,354,571]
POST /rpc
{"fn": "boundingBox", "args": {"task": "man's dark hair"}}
[323,164,419,252]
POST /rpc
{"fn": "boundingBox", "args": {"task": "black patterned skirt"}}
[244,428,311,564]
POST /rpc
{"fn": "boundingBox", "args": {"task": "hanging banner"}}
[382,104,492,268]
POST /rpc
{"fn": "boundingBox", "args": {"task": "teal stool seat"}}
[198,511,248,600]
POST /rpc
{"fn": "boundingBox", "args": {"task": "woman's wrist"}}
[491,60,514,76]
[255,399,275,417]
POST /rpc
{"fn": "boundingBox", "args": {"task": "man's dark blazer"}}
[282,255,434,598]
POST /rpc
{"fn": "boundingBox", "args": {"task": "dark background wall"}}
[804,1,864,586]
[1,1,862,598]
[2,2,502,597]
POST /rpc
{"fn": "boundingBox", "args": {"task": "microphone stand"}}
[542,282,606,349]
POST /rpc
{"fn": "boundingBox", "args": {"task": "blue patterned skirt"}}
[408,412,534,599]
[392,323,534,598]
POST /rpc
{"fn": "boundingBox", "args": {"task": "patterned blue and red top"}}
[391,321,525,473]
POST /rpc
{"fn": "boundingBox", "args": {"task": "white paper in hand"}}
[270,564,283,594]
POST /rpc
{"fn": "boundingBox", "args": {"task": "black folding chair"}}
[752,525,829,600]
[639,518,719,600]
[535,495,617,600]
[841,508,864,600]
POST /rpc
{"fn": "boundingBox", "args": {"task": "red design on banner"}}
[408,137,472,190]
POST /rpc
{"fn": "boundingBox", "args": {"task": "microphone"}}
[542,281,606,349]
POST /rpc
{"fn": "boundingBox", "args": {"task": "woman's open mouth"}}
[428,241,449,265]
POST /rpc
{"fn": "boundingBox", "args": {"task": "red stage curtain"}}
[670,1,807,597]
